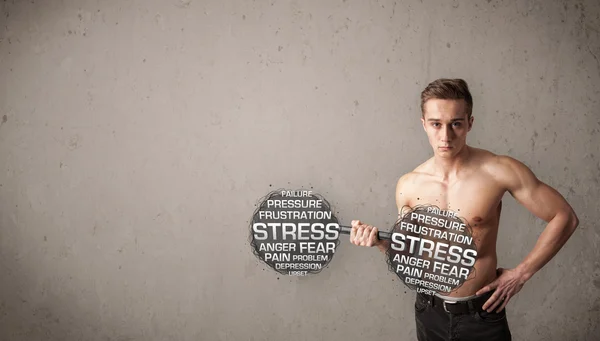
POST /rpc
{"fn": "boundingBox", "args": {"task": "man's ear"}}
[421,116,426,131]
[468,115,474,132]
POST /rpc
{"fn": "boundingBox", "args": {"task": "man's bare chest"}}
[406,179,505,227]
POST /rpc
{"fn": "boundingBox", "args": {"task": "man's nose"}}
[441,125,453,141]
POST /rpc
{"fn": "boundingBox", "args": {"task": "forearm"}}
[515,211,578,281]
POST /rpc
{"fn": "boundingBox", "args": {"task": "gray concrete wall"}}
[0,0,598,340]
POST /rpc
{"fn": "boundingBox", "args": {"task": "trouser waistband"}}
[417,290,495,314]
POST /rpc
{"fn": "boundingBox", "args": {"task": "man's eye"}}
[453,122,462,127]
[432,123,440,127]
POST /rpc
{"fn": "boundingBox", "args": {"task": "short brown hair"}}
[420,78,473,118]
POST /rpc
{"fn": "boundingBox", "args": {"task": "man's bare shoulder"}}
[475,148,535,188]
[467,146,500,164]
[395,160,435,191]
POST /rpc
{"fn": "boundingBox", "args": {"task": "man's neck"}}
[432,145,472,181]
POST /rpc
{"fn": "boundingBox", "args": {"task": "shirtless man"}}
[350,78,579,340]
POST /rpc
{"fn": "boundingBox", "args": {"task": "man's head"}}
[420,78,474,158]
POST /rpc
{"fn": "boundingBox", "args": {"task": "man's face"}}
[421,99,473,158]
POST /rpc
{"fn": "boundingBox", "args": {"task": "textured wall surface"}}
[0,0,599,340]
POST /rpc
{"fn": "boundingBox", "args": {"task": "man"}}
[349,78,579,341]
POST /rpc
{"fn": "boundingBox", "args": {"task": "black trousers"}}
[415,292,512,341]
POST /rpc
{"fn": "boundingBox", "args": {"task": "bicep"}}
[504,158,573,223]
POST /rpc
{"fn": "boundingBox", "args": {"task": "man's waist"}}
[417,290,494,314]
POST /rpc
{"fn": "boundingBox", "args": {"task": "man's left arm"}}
[477,156,579,312]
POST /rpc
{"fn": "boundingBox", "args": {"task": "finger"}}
[361,226,370,245]
[481,286,502,310]
[476,282,497,296]
[486,298,502,313]
[368,227,378,246]
[356,226,365,245]
[363,226,373,246]
[496,295,510,313]
[485,291,505,312]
